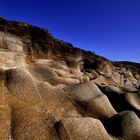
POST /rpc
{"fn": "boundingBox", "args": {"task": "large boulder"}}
[55,117,113,140]
[64,83,117,119]
[104,111,140,140]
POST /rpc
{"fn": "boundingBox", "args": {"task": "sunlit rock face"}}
[0,17,140,140]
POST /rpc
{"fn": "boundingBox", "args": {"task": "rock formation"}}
[0,17,140,140]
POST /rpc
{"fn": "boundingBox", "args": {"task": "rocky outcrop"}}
[0,17,140,139]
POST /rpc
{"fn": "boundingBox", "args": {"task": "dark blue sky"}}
[0,0,140,62]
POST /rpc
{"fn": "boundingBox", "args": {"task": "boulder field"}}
[0,17,140,140]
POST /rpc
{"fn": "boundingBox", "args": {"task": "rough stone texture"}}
[55,117,113,140]
[0,17,140,139]
[103,111,140,140]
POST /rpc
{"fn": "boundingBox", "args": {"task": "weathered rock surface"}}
[55,117,113,140]
[0,17,140,139]
[103,111,140,140]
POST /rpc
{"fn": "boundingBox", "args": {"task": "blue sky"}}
[0,0,140,62]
